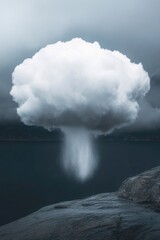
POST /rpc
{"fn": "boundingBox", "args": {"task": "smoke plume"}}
[11,38,150,180]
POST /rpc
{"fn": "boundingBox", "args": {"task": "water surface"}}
[0,139,159,225]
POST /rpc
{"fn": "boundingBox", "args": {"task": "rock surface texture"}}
[0,167,160,240]
[119,166,160,205]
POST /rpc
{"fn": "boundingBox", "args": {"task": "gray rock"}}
[0,167,160,240]
[118,166,160,205]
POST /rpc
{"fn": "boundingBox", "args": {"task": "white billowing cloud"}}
[10,38,150,180]
[11,38,150,133]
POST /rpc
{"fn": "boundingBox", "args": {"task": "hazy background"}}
[0,0,160,126]
[0,0,160,226]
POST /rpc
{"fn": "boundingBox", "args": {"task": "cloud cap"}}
[11,38,150,133]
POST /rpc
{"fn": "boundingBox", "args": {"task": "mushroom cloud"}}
[10,38,150,181]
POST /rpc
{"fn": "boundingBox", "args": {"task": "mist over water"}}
[62,128,96,181]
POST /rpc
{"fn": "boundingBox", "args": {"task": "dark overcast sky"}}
[0,0,160,129]
[1,0,160,226]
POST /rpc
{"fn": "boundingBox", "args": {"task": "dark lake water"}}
[0,139,160,226]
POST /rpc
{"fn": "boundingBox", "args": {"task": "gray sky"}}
[0,0,160,129]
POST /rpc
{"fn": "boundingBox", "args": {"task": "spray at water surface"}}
[10,38,150,181]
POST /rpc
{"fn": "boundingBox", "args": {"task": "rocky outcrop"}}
[0,167,160,240]
[118,166,160,205]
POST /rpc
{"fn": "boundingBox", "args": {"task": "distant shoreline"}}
[0,139,160,142]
